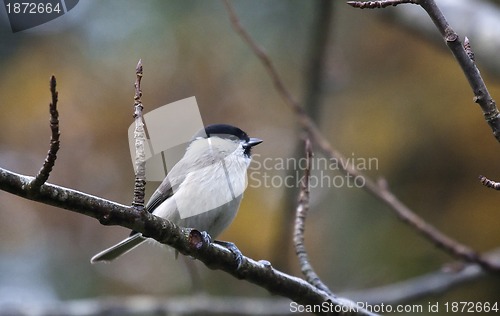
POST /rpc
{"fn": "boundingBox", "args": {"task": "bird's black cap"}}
[205,124,250,142]
[204,124,262,156]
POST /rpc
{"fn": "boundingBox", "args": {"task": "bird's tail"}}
[91,234,146,263]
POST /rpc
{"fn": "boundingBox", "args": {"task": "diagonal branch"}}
[222,0,500,272]
[349,0,500,143]
[416,0,500,142]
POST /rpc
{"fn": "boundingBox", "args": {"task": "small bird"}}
[91,124,262,263]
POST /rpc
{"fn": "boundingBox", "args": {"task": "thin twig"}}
[293,139,333,295]
[223,0,500,272]
[479,175,500,190]
[132,59,146,211]
[30,75,60,190]
[346,0,418,9]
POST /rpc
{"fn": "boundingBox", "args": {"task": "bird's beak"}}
[244,137,263,148]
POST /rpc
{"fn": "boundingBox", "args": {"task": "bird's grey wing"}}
[129,160,187,236]
[146,157,190,212]
[145,177,174,213]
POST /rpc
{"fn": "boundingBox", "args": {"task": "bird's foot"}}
[213,240,243,269]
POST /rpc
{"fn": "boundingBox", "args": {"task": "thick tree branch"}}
[223,0,500,272]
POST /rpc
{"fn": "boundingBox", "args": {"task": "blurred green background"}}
[0,0,499,314]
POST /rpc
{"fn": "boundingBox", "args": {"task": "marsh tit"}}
[91,124,262,263]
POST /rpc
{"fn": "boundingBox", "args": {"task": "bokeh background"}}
[1,0,499,315]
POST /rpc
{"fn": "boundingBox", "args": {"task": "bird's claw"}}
[214,240,243,269]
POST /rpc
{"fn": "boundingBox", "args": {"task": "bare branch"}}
[349,0,500,142]
[416,0,500,142]
[223,0,500,271]
[132,59,146,211]
[293,139,333,295]
[346,0,418,9]
[29,75,60,190]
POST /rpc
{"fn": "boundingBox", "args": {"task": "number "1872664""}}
[5,2,61,14]
[444,302,498,313]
